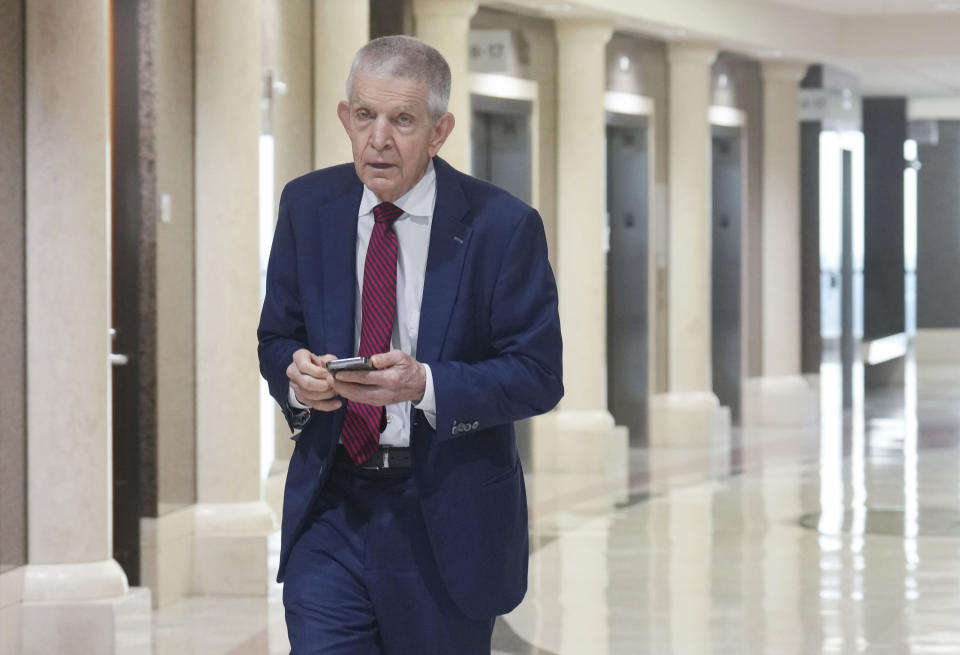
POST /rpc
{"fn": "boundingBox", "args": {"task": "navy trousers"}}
[283,453,495,654]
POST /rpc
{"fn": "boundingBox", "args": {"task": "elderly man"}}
[258,35,563,654]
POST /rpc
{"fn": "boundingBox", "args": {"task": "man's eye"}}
[356,110,371,120]
[397,114,411,125]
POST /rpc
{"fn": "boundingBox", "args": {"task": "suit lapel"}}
[315,183,363,359]
[417,158,472,363]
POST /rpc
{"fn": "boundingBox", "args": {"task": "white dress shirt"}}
[289,161,438,445]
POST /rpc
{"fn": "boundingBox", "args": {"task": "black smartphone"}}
[326,357,377,374]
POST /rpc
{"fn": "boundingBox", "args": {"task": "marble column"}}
[555,19,613,420]
[194,0,275,596]
[743,61,817,426]
[20,1,150,653]
[650,42,728,446]
[412,0,478,173]
[314,0,369,169]
[529,19,627,484]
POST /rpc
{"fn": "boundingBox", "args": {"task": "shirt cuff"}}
[288,385,310,410]
[412,364,437,429]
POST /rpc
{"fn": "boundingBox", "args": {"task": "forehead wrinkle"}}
[351,76,429,110]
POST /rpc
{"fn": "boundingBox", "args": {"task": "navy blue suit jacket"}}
[257,156,563,619]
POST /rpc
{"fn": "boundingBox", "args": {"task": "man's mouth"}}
[370,162,393,169]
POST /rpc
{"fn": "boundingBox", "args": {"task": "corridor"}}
[150,355,960,654]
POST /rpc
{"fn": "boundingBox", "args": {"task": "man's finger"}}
[291,349,318,373]
[369,350,405,369]
[334,369,387,385]
[297,358,328,378]
[293,351,332,379]
[332,379,392,406]
[294,376,338,398]
[312,353,338,367]
[288,363,324,388]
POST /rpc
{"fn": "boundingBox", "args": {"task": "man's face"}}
[338,72,454,203]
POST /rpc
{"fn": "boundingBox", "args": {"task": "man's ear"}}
[337,101,351,134]
[428,112,455,157]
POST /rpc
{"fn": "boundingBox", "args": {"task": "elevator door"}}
[711,127,743,423]
[471,96,532,205]
[606,119,648,444]
[471,95,533,466]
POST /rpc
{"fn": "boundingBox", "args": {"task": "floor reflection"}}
[152,354,960,654]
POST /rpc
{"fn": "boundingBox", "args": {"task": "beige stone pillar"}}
[650,42,728,447]
[413,0,478,173]
[555,19,613,418]
[314,0,368,169]
[743,61,817,426]
[20,1,150,652]
[762,61,807,377]
[194,0,275,596]
[528,19,627,486]
[667,42,716,393]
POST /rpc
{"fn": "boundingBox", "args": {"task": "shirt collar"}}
[358,159,436,218]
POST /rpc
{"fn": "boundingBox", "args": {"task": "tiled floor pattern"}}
[153,359,960,654]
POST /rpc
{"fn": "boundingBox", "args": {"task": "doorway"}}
[816,131,865,413]
[606,115,649,444]
[711,126,744,424]
[471,95,533,203]
[111,0,145,585]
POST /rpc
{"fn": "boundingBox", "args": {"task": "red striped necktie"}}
[340,202,403,465]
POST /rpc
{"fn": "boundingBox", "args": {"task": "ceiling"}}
[838,57,960,96]
[761,0,960,15]
[489,0,960,98]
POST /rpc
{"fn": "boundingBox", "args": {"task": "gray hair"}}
[346,35,451,121]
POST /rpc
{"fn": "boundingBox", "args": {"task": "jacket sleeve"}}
[257,185,309,432]
[428,209,564,441]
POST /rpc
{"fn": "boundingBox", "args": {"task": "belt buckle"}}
[382,449,390,469]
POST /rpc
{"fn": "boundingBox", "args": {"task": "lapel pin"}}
[453,236,464,244]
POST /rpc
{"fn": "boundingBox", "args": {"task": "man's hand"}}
[331,350,426,407]
[286,349,342,412]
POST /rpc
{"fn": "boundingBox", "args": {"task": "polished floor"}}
[154,357,960,654]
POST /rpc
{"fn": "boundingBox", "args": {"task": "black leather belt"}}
[336,444,412,470]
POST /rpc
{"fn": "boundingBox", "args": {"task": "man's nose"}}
[370,117,393,150]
